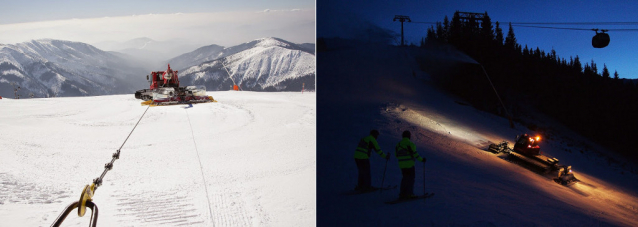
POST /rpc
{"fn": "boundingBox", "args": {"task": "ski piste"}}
[343,185,397,195]
[385,193,435,204]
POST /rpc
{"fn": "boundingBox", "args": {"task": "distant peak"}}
[30,39,84,45]
[254,37,292,48]
[131,37,154,42]
[32,39,53,44]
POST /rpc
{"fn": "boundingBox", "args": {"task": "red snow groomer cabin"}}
[509,134,577,185]
[135,64,215,106]
[149,65,180,90]
[510,134,559,172]
[513,134,542,156]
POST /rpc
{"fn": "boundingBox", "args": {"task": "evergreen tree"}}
[495,21,504,45]
[505,22,517,49]
[534,47,541,58]
[443,16,450,41]
[614,70,619,80]
[449,11,462,45]
[436,22,445,42]
[584,63,592,75]
[602,64,610,79]
[480,12,494,42]
[568,57,573,68]
[573,55,582,73]
[426,26,437,41]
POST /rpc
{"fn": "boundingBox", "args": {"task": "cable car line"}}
[508,24,638,31]
[410,21,638,31]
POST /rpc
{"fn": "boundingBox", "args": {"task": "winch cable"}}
[50,104,151,227]
[185,108,214,223]
[95,104,151,187]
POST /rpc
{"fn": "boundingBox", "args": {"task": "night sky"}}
[319,0,638,79]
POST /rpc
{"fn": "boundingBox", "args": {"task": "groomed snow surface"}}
[317,40,638,226]
[0,91,316,226]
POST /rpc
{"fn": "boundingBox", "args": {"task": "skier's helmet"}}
[402,130,411,139]
[370,130,380,138]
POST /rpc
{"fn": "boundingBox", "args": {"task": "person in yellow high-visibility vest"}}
[354,130,389,192]
[395,130,426,199]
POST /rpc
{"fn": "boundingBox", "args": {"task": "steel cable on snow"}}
[51,104,153,227]
[93,104,151,188]
[185,108,214,224]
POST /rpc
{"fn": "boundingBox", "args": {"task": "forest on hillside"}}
[420,11,638,163]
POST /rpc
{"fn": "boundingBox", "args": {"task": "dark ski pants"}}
[400,167,415,196]
[355,158,371,189]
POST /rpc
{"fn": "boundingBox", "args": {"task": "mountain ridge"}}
[176,37,315,91]
[0,37,315,98]
[0,39,147,98]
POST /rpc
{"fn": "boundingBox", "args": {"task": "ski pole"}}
[423,161,426,200]
[380,153,389,194]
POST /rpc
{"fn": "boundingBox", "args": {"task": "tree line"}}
[420,11,638,163]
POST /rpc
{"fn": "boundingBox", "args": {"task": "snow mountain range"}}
[0,39,148,98]
[175,37,315,91]
[0,37,315,98]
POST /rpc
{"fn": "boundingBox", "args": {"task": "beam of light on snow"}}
[382,102,489,147]
[530,171,638,227]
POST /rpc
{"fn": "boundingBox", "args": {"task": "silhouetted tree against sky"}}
[495,21,504,45]
[505,22,517,50]
[573,55,583,73]
[603,64,610,80]
[480,12,494,43]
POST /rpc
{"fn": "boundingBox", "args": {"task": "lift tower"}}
[393,15,411,46]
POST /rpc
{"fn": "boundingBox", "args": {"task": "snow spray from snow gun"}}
[50,105,151,227]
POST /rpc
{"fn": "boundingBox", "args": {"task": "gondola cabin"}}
[592,30,610,48]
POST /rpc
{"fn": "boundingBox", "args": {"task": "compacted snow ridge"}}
[0,91,316,227]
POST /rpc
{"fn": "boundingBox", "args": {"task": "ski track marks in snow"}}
[114,190,205,226]
[210,190,252,226]
[0,172,71,205]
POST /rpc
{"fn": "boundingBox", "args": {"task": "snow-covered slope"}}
[317,39,638,226]
[0,39,148,98]
[176,37,315,91]
[168,44,227,71]
[0,92,315,226]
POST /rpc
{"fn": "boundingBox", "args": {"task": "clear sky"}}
[0,0,315,47]
[318,0,638,79]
